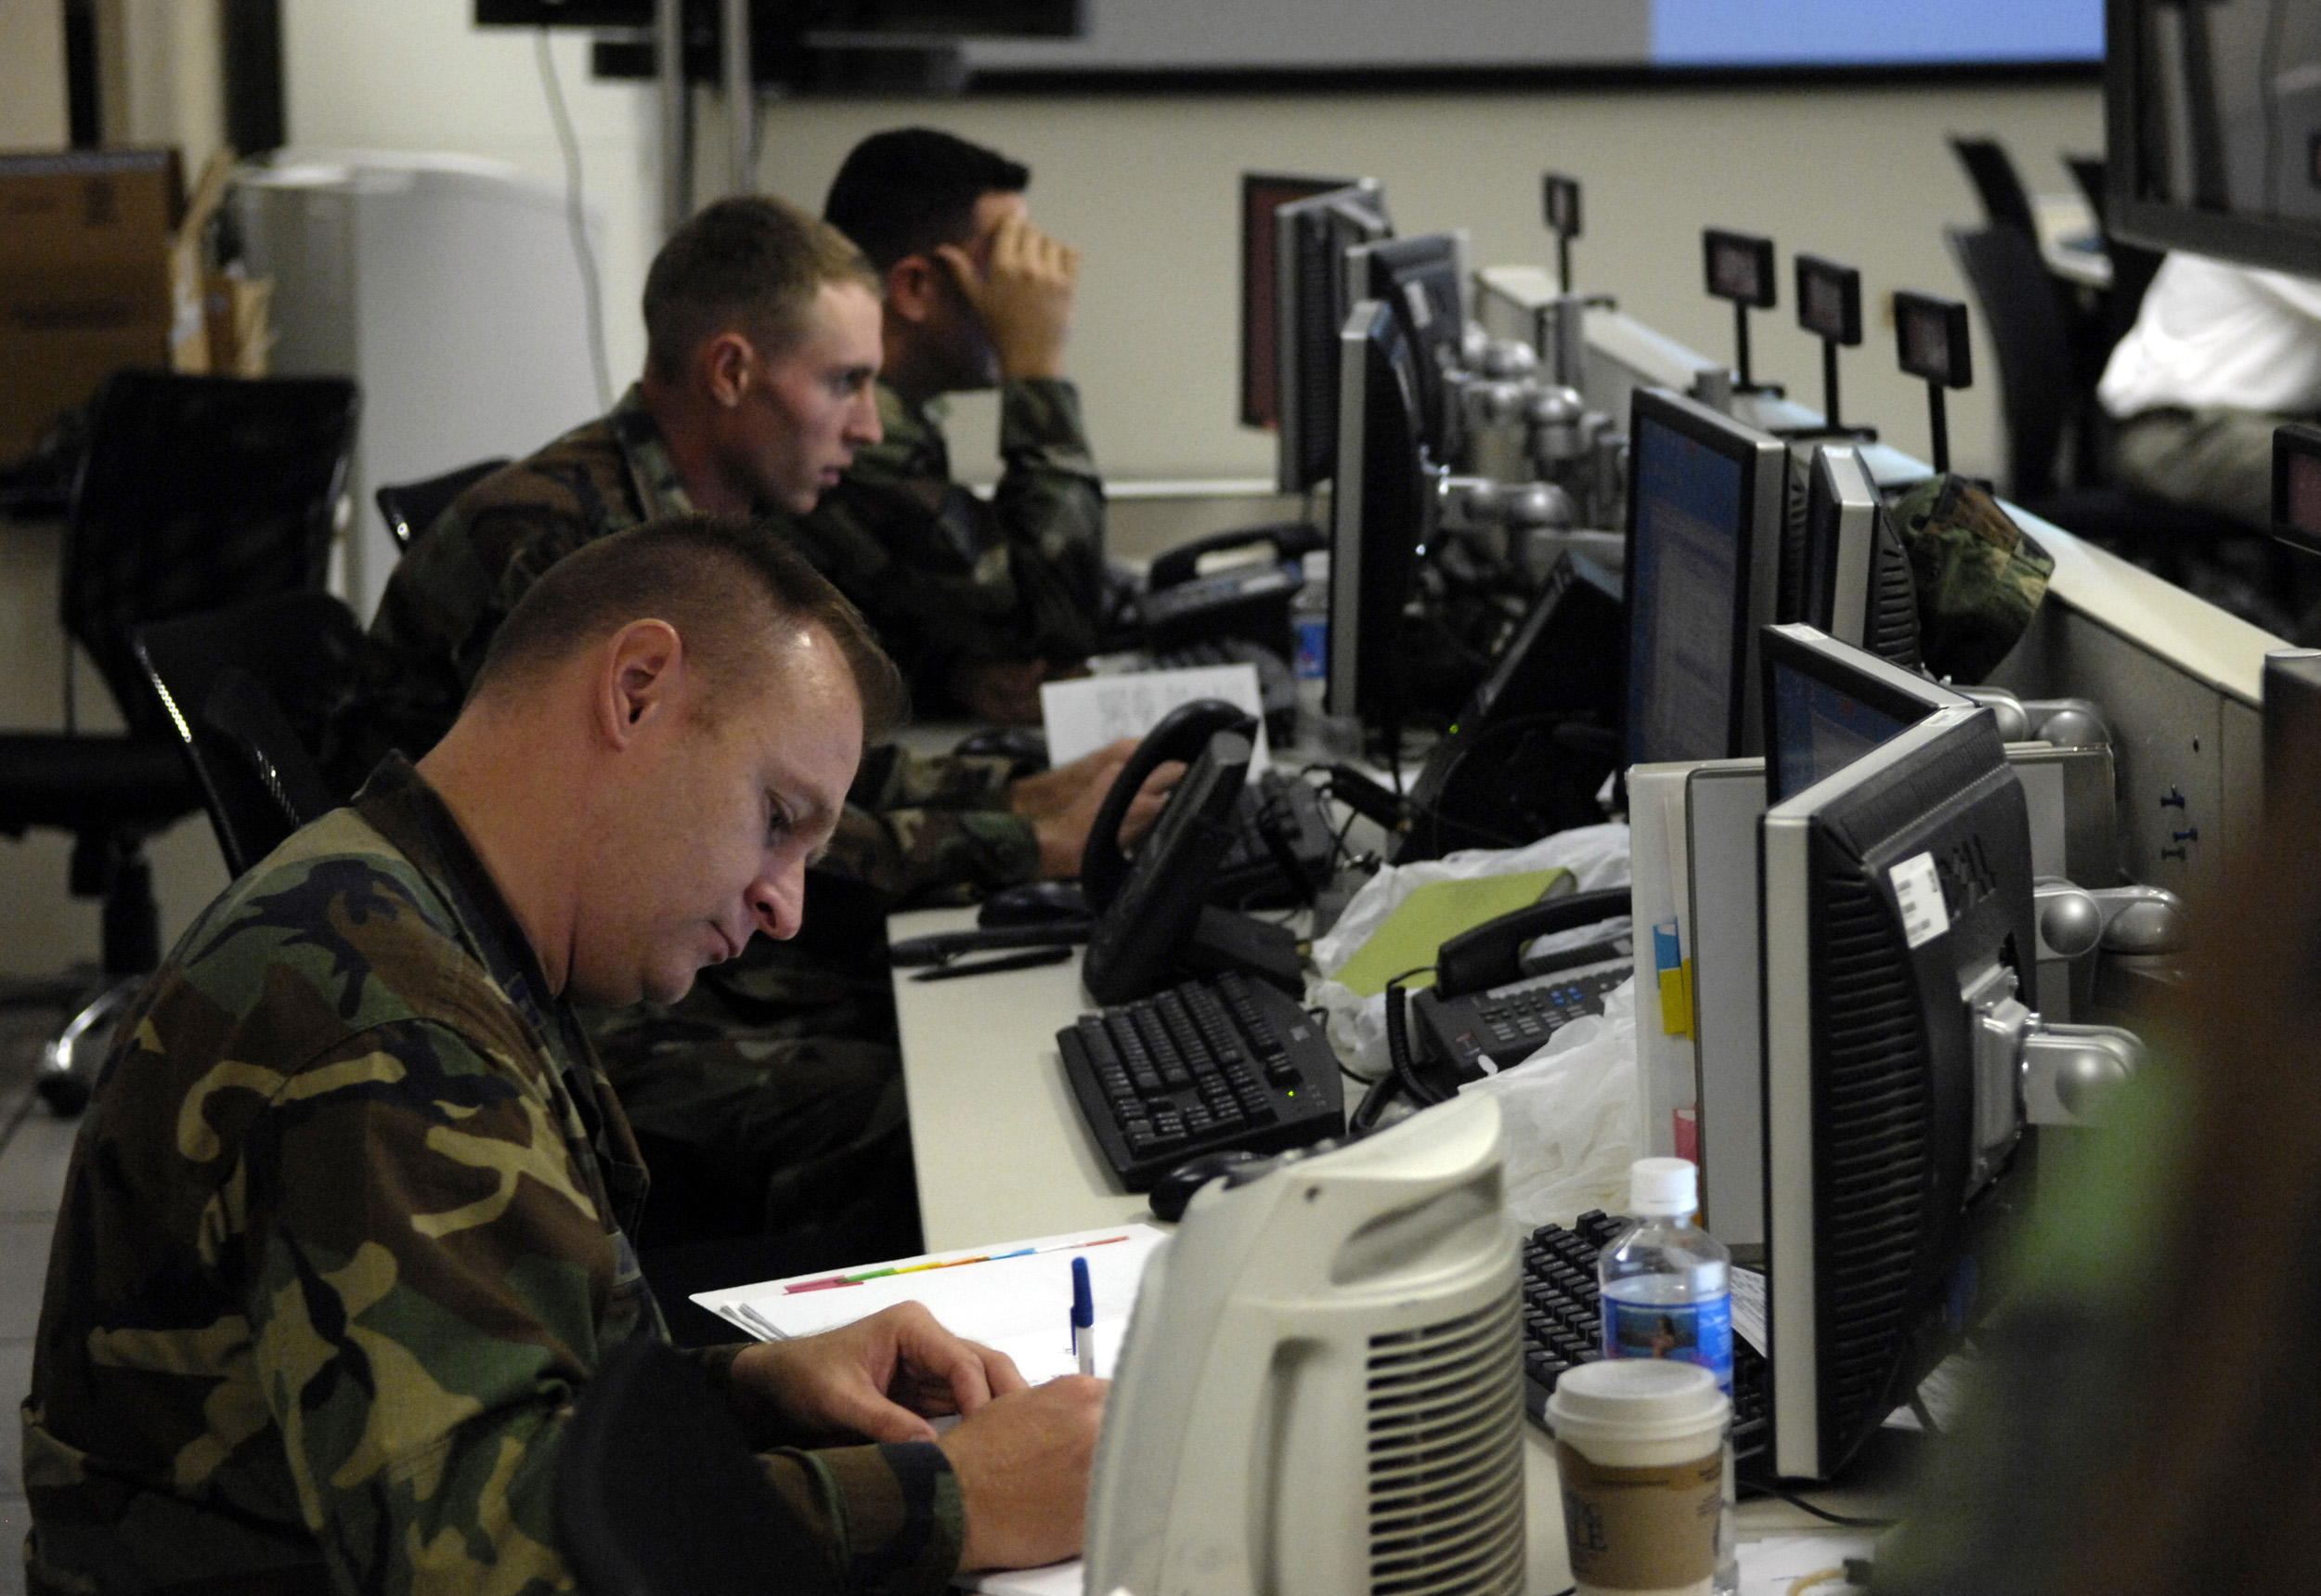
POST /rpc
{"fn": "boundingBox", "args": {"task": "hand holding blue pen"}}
[1070,1255,1095,1378]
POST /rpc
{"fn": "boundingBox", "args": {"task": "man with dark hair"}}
[26,515,1105,1596]
[797,126,1108,724]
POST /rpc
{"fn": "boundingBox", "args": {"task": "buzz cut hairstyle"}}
[642,195,880,383]
[473,513,908,743]
[823,127,1031,276]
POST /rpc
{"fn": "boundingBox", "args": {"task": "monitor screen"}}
[1328,298,1432,737]
[1240,173,1352,430]
[1624,410,1748,765]
[1762,622,1967,805]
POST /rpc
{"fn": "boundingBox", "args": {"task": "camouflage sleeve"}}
[813,802,1042,905]
[850,745,1020,813]
[237,1019,960,1595]
[989,376,1107,653]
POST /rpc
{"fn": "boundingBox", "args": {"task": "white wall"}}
[0,0,67,149]
[281,0,661,393]
[102,0,224,173]
[752,83,2105,487]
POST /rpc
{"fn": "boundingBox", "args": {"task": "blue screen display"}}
[1769,664,1914,804]
[1653,0,2102,65]
[1626,417,1746,766]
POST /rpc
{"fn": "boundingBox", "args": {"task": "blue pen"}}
[1070,1255,1095,1377]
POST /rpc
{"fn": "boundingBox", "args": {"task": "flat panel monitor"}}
[2263,647,2321,820]
[1760,695,2034,1479]
[1328,298,1434,739]
[1621,386,1788,767]
[1353,231,1469,462]
[1240,173,1355,431]
[1761,623,1971,808]
[478,0,1079,31]
[2107,0,2321,276]
[1274,183,1391,495]
[1790,445,1921,668]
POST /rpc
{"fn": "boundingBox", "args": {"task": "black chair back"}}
[62,371,359,740]
[1948,225,2076,501]
[377,457,510,551]
[136,591,361,877]
[555,1337,837,1596]
[1950,136,2041,240]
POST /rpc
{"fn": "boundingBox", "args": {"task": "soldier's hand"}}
[732,1301,1030,1443]
[938,211,1080,382]
[956,658,1050,725]
[940,1375,1106,1570]
[1014,743,1185,879]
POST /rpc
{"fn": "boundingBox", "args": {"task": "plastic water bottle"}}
[1291,550,1329,725]
[1599,1157,1732,1395]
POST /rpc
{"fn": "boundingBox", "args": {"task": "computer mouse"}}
[978,881,1092,928]
[953,727,1050,776]
[1148,1149,1271,1224]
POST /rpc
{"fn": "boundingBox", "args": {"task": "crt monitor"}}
[1274,183,1392,495]
[1789,444,1921,668]
[1240,173,1355,432]
[1760,691,2035,1480]
[1621,386,1789,766]
[1329,298,1436,739]
[1353,231,1469,463]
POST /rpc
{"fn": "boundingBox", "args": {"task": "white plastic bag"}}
[1457,977,1641,1231]
[1309,823,1630,1080]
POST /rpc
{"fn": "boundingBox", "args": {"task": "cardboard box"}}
[0,148,182,461]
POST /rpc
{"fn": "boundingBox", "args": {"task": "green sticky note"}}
[1332,869,1574,997]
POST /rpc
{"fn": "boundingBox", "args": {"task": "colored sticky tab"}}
[1659,963,1693,1037]
[1653,922,1692,1036]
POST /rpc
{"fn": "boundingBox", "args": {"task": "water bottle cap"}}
[1302,550,1329,581]
[1629,1156,1698,1216]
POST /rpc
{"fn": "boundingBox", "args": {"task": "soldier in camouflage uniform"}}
[23,518,1104,1595]
[803,127,1107,726]
[321,197,1160,1260]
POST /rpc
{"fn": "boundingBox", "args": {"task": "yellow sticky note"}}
[1658,961,1693,1038]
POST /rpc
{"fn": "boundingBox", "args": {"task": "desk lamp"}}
[1892,291,1973,474]
[1794,253,1876,440]
[1704,227,1780,395]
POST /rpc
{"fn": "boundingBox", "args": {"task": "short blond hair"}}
[642,195,880,382]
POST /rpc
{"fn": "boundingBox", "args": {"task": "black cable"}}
[537,30,613,411]
[1382,968,1445,1109]
[1738,1481,1897,1530]
[1349,1070,1400,1134]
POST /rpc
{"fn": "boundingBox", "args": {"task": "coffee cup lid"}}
[1545,1359,1729,1444]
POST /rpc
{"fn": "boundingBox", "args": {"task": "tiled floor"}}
[0,1007,80,1596]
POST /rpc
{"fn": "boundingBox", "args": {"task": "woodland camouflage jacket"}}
[21,759,962,1596]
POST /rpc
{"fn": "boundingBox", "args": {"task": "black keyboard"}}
[1058,971,1344,1191]
[1409,952,1632,1079]
[1212,770,1338,907]
[1522,1211,1772,1472]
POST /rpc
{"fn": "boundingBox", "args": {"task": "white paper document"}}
[690,1224,1166,1387]
[1040,665,1271,772]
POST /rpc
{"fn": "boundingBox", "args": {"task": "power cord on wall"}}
[537,29,614,411]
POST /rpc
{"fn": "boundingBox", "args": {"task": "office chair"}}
[0,370,359,1112]
[1950,135,2042,240]
[1947,225,2296,633]
[376,457,508,551]
[136,590,362,879]
[555,1336,838,1596]
[2062,150,2167,368]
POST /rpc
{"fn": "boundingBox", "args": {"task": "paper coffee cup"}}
[1545,1359,1731,1596]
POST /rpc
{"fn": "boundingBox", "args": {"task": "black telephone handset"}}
[1395,889,1636,1099]
[1080,698,1258,913]
[1144,523,1328,592]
